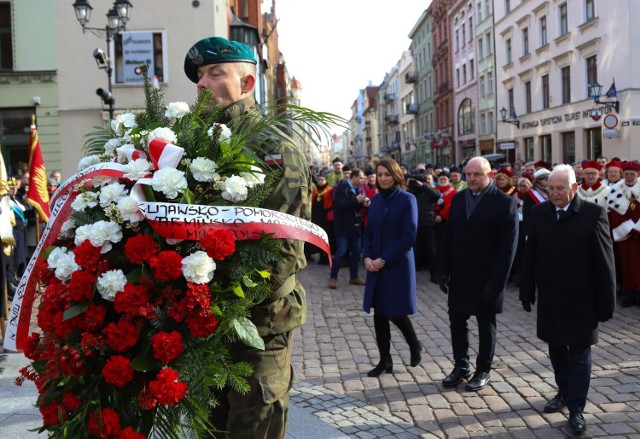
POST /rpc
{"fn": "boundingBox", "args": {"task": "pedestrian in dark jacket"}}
[520,164,615,435]
[408,173,440,276]
[363,158,421,377]
[328,168,368,289]
[438,156,518,392]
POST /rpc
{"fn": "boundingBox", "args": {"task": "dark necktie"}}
[556,209,568,221]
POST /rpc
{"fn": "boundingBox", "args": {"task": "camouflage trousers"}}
[207,283,306,439]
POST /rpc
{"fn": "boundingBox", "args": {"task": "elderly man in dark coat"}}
[520,164,615,435]
[439,156,518,392]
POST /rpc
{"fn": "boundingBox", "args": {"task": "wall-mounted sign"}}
[121,32,154,84]
[499,142,516,150]
[603,114,619,129]
[622,121,630,127]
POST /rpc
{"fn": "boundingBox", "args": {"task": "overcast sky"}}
[271,0,430,130]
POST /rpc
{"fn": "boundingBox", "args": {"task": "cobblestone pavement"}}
[291,258,640,438]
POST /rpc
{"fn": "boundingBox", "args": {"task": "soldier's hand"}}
[521,300,532,312]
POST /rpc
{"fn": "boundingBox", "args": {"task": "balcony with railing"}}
[384,93,396,102]
[406,103,419,114]
[405,72,417,83]
[385,114,399,124]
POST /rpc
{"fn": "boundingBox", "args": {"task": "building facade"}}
[495,0,639,164]
[409,8,436,167]
[475,0,497,157]
[0,0,304,181]
[450,0,479,162]
[431,0,455,165]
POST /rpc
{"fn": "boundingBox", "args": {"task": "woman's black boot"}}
[408,335,423,367]
[367,355,393,377]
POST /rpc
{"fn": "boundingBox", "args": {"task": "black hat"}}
[364,167,375,176]
[332,157,343,164]
[438,170,451,179]
[450,166,462,174]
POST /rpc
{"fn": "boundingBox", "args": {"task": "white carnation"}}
[75,220,123,253]
[190,157,219,182]
[48,248,79,282]
[104,138,121,155]
[151,167,188,199]
[117,196,144,223]
[240,165,266,188]
[99,182,127,207]
[165,102,190,119]
[207,123,232,144]
[181,251,216,284]
[124,158,152,181]
[71,191,100,211]
[221,175,248,202]
[116,143,136,163]
[148,127,177,144]
[59,219,76,238]
[96,269,127,301]
[111,112,137,134]
[47,247,70,269]
[78,155,101,171]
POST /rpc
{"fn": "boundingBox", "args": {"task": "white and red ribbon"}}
[4,162,329,351]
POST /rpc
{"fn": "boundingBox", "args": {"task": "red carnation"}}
[114,283,152,317]
[68,270,97,302]
[201,228,236,260]
[62,391,82,412]
[116,426,147,439]
[23,332,41,360]
[88,408,121,439]
[40,400,65,426]
[138,384,157,411]
[150,330,184,364]
[102,355,135,388]
[74,239,103,270]
[125,234,159,264]
[186,311,219,338]
[148,368,187,406]
[104,318,141,353]
[149,251,183,281]
[79,302,107,332]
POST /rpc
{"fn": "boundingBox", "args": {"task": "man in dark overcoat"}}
[439,157,518,392]
[520,164,615,435]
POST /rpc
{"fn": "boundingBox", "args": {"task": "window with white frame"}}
[485,32,492,54]
[559,3,568,36]
[585,0,595,21]
[469,17,473,42]
[462,23,466,47]
[522,27,529,55]
[479,75,485,97]
[506,38,512,64]
[114,30,167,84]
[477,2,482,21]
[540,16,548,46]
[478,38,484,59]
[487,71,493,94]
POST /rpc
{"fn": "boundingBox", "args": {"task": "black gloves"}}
[521,300,532,312]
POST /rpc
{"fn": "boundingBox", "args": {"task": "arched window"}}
[457,98,475,135]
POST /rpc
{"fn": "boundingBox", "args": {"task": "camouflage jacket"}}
[220,97,312,300]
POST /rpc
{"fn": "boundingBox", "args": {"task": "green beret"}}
[184,37,257,83]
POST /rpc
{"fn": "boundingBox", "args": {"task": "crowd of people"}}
[307,153,639,435]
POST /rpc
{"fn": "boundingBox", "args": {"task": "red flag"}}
[26,124,51,222]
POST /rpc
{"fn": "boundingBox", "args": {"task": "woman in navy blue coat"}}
[363,158,421,377]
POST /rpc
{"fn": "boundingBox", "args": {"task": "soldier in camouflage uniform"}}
[184,37,311,438]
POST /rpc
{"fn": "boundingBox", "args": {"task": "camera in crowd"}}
[362,196,371,207]
[407,169,428,188]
